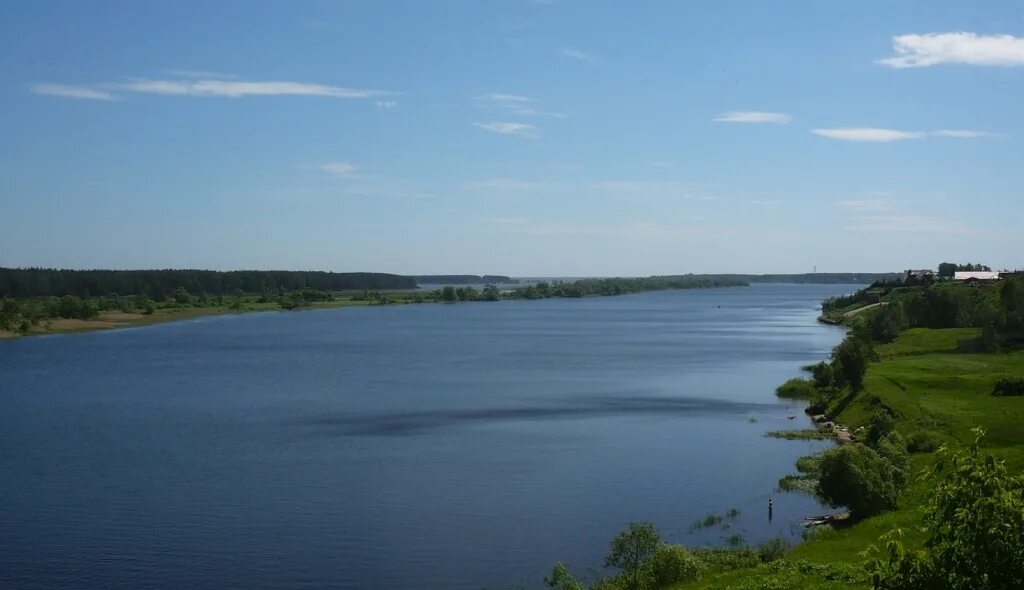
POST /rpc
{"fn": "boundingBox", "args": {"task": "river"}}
[0,283,857,589]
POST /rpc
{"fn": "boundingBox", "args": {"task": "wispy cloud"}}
[839,199,977,234]
[560,48,596,63]
[713,111,791,124]
[480,93,535,103]
[319,162,360,176]
[879,32,1024,68]
[473,122,538,137]
[113,79,393,98]
[476,93,566,118]
[28,83,116,101]
[375,100,397,108]
[932,129,998,138]
[812,128,925,142]
[750,199,781,206]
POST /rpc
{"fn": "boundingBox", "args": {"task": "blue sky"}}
[1,1,1022,276]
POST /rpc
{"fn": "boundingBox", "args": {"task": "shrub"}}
[992,377,1024,397]
[757,538,789,563]
[691,548,759,572]
[906,430,941,453]
[543,563,584,590]
[604,522,660,589]
[866,410,896,448]
[817,444,903,519]
[775,378,816,399]
[650,545,703,586]
[809,361,833,390]
[866,428,1024,590]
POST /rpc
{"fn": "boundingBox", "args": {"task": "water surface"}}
[0,284,856,589]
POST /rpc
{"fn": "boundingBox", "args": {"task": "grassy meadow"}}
[669,326,1024,589]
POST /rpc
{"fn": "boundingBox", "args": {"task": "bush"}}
[650,545,703,586]
[870,301,908,343]
[757,538,789,563]
[776,378,816,399]
[876,433,911,489]
[809,361,834,390]
[543,563,584,590]
[992,377,1024,397]
[817,444,903,519]
[866,428,1024,589]
[866,411,896,448]
[906,430,941,453]
[604,522,660,589]
[691,548,759,572]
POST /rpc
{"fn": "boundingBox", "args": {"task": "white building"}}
[954,271,1000,282]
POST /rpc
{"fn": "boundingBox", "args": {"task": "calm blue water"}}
[0,284,856,589]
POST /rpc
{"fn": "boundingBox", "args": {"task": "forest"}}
[0,267,416,298]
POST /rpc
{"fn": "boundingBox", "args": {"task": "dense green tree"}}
[817,444,903,519]
[833,336,869,392]
[870,301,908,343]
[650,544,703,586]
[866,411,896,448]
[605,521,661,589]
[441,286,458,302]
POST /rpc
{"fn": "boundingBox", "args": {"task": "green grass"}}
[674,328,1024,589]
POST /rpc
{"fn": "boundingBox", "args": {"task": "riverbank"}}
[671,326,1024,588]
[0,299,379,339]
[1,278,749,340]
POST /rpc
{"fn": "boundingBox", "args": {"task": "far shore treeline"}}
[0,268,416,298]
[0,267,901,300]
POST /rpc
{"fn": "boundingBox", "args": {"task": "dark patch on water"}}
[299,395,776,436]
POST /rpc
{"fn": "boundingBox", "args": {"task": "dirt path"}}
[844,301,885,317]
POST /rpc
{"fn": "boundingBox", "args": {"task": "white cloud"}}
[375,100,397,108]
[560,48,596,63]
[713,111,791,124]
[29,83,115,101]
[113,79,394,98]
[481,93,535,103]
[812,128,925,142]
[473,122,538,137]
[750,199,780,206]
[879,32,1024,68]
[319,162,360,176]
[932,129,997,138]
[508,107,568,118]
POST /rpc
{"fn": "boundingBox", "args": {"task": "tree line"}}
[0,267,416,299]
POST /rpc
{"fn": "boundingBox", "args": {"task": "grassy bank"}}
[669,326,1024,588]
